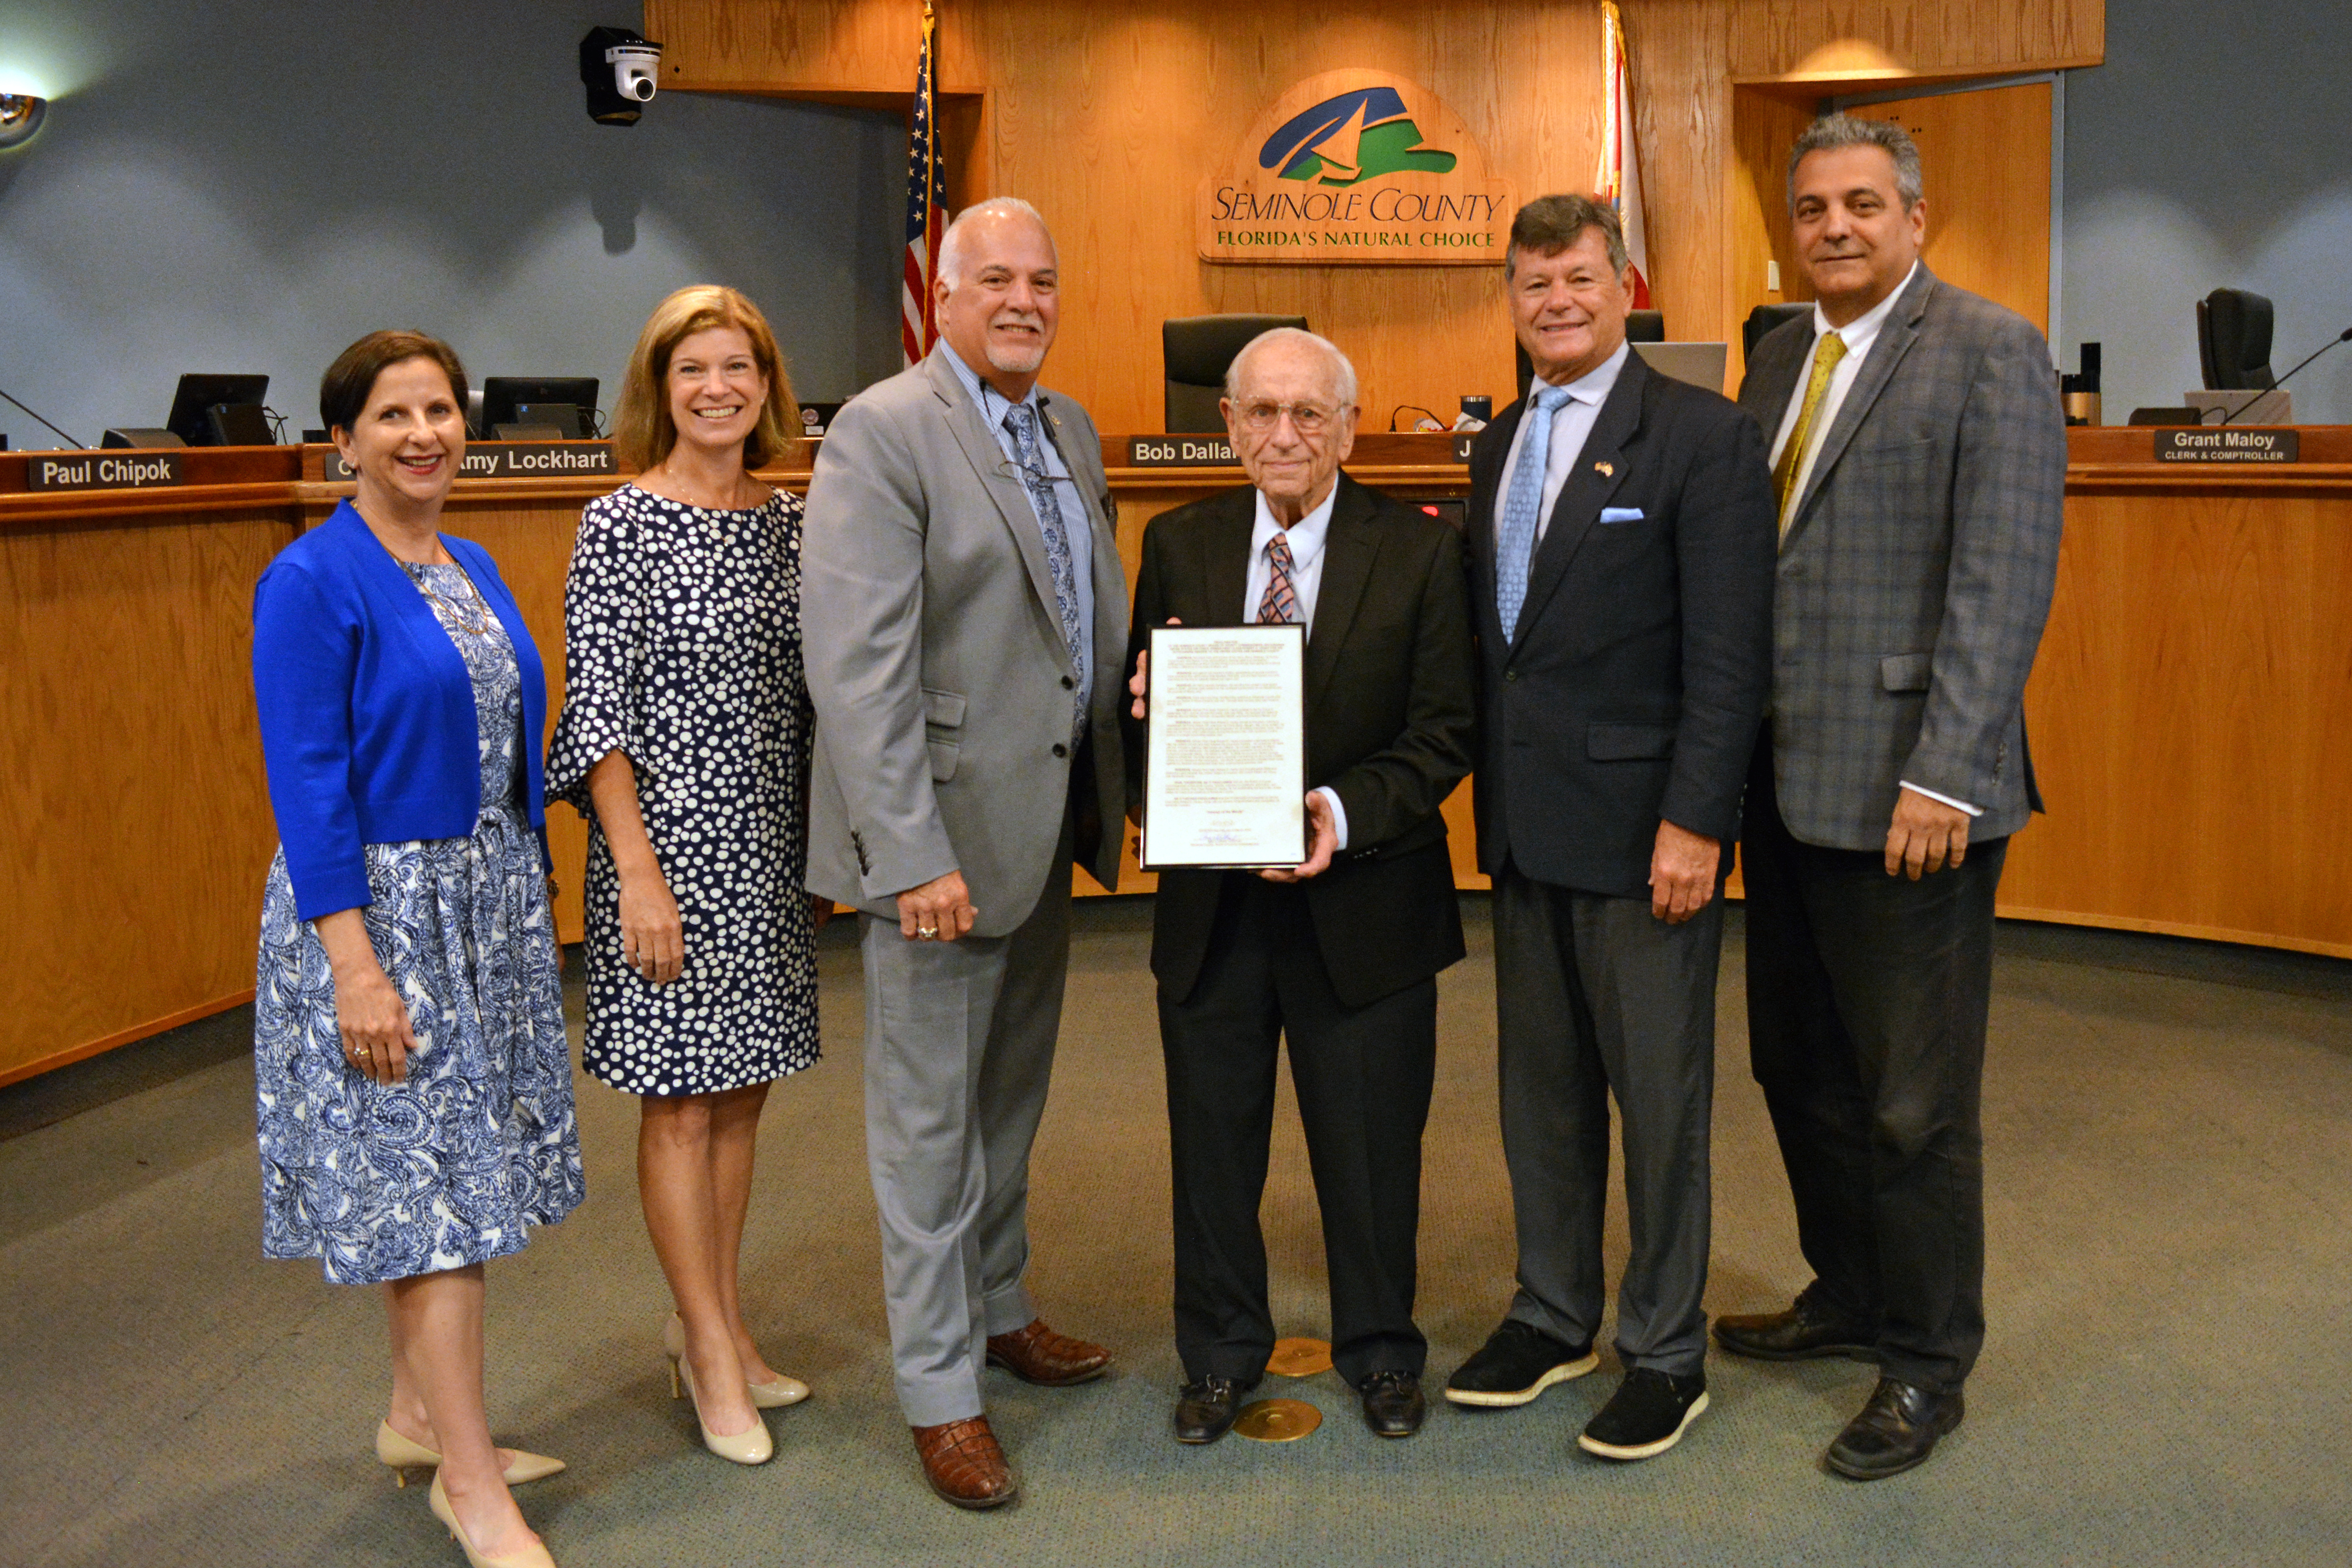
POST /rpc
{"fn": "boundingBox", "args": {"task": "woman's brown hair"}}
[613,286,800,470]
[319,330,469,436]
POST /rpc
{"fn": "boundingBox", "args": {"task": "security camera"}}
[580,26,662,126]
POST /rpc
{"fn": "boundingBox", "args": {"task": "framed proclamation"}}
[1139,624,1309,871]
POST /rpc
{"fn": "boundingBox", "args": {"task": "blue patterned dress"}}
[254,561,584,1286]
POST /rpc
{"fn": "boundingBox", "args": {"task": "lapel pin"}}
[1595,460,1614,477]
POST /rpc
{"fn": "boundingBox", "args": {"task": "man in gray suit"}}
[1721,116,2065,1480]
[802,197,1127,1509]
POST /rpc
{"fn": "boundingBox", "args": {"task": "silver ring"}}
[918,926,938,939]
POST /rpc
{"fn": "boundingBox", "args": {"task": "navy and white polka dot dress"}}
[548,484,820,1096]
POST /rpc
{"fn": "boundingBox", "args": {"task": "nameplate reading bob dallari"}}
[1141,624,1308,871]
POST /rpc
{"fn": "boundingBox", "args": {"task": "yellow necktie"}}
[1772,332,1848,539]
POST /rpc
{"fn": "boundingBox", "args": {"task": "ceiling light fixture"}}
[0,93,46,150]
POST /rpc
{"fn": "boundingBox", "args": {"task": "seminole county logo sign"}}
[1200,70,1515,265]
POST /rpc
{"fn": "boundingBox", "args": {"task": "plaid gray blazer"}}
[1737,265,2065,851]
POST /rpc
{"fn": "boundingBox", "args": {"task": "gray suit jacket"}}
[1737,265,2065,851]
[801,348,1127,935]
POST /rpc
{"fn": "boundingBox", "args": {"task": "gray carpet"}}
[3,898,2348,1566]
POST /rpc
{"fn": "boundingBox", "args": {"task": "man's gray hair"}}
[1224,327,1359,408]
[1787,113,1926,211]
[1503,194,1630,281]
[938,196,1053,289]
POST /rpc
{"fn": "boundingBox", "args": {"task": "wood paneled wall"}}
[647,0,2100,430]
[0,510,292,1082]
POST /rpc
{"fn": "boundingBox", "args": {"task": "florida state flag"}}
[1595,1,1653,308]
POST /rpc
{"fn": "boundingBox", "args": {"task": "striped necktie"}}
[1256,531,1300,624]
[1771,331,1848,539]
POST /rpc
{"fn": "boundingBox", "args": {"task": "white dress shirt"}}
[938,341,1097,714]
[1767,261,1978,818]
[1492,341,1632,543]
[1242,482,1351,849]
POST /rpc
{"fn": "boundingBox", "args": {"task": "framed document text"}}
[1139,624,1308,870]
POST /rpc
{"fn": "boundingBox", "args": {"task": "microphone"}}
[2217,326,2352,425]
[0,385,88,450]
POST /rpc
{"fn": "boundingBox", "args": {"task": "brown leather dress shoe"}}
[985,1319,1112,1386]
[910,1416,1018,1509]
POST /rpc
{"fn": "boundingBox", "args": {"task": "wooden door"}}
[1843,82,2051,334]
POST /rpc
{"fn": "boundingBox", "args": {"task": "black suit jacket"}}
[1466,350,1777,898]
[1124,472,1477,1010]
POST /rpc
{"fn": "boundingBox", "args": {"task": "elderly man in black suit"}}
[1123,327,1476,1446]
[1445,194,1777,1461]
[1720,114,2064,1480]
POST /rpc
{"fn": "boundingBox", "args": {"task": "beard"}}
[984,313,1050,374]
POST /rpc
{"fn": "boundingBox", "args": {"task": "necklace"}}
[651,459,760,513]
[410,566,494,637]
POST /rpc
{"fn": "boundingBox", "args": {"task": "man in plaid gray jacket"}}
[1720,114,2065,1481]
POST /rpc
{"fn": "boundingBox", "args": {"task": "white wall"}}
[2062,0,2352,423]
[0,1,907,450]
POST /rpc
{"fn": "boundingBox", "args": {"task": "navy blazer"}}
[253,499,550,919]
[1466,350,1777,898]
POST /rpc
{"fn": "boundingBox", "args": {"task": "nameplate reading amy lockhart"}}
[1127,436,1240,467]
[25,452,184,491]
[323,443,619,481]
[1141,624,1308,871]
[2156,428,2301,463]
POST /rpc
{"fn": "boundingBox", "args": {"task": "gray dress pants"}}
[1495,861,1720,1376]
[860,801,1075,1426]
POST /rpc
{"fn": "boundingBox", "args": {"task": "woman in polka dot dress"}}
[548,286,824,1466]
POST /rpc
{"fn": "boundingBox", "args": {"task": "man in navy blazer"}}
[1445,195,1776,1461]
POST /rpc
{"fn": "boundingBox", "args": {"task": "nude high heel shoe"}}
[377,1421,566,1487]
[675,1354,774,1465]
[666,1312,809,1408]
[427,1471,557,1568]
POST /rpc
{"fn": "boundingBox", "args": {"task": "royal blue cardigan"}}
[253,499,551,920]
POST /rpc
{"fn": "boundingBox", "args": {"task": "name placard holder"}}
[25,452,184,491]
[322,442,618,482]
[2154,428,2301,464]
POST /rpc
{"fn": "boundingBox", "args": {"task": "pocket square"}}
[1598,506,1645,523]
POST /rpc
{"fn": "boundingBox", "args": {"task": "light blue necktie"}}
[1495,384,1574,642]
[1002,403,1088,740]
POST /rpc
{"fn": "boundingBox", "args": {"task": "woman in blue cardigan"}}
[252,330,581,1568]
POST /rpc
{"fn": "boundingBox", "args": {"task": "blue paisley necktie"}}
[1002,403,1088,740]
[1495,383,1574,641]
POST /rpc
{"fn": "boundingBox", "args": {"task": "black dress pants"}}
[1740,733,2006,1394]
[1161,875,1436,1388]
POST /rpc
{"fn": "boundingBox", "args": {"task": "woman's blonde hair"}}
[613,285,801,470]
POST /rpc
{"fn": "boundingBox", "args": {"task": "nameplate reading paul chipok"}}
[1140,624,1308,871]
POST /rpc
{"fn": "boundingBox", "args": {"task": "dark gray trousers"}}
[1740,733,2003,1395]
[1495,861,1720,1376]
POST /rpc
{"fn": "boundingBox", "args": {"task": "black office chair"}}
[2198,288,2276,390]
[1162,314,1308,432]
[1743,302,1814,361]
[1512,310,1668,399]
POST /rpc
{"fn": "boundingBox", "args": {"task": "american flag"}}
[902,1,948,367]
[1595,0,1654,309]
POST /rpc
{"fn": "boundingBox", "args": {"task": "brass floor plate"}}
[1266,1337,1334,1377]
[1232,1397,1323,1442]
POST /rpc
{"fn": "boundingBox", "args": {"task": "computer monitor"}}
[164,374,269,446]
[479,377,599,439]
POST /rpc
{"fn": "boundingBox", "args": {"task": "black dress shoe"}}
[1445,1318,1600,1408]
[1713,1293,1878,1362]
[1358,1369,1426,1438]
[1173,1375,1254,1445]
[1578,1367,1710,1461]
[1826,1377,1964,1479]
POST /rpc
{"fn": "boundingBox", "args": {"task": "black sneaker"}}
[1445,1318,1601,1408]
[1578,1367,1709,1460]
